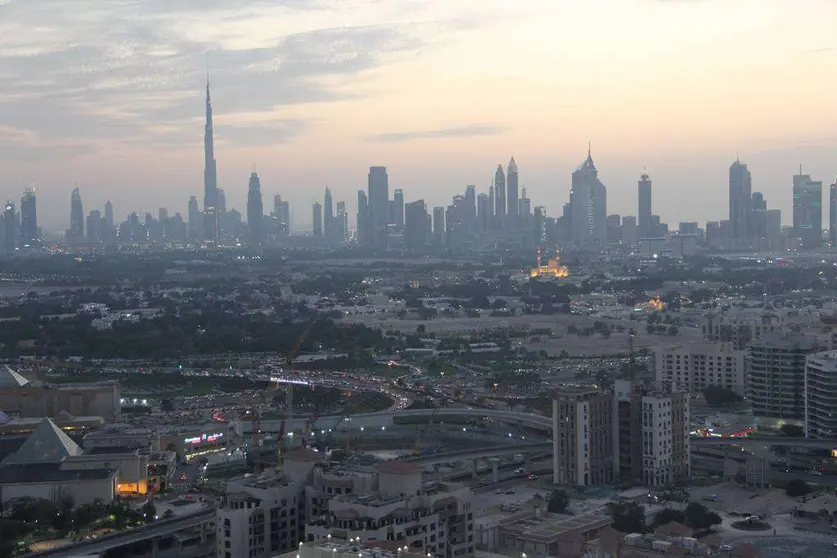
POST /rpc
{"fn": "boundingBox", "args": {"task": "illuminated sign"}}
[184,432,224,445]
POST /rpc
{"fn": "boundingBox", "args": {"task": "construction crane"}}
[411,403,442,457]
[269,318,317,474]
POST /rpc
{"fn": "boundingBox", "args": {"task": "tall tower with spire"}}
[507,157,519,221]
[204,78,218,212]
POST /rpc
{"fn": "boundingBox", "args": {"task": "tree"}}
[786,478,810,497]
[667,325,679,336]
[160,399,174,412]
[654,508,686,527]
[547,489,570,514]
[684,502,721,530]
[702,385,740,407]
[781,424,804,437]
[607,501,646,533]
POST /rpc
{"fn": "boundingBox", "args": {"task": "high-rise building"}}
[729,158,752,240]
[637,171,652,239]
[404,199,428,251]
[487,184,495,226]
[105,200,114,230]
[20,189,37,248]
[464,185,476,232]
[749,334,826,430]
[613,380,690,486]
[432,206,445,248]
[655,341,747,396]
[552,386,614,486]
[356,190,369,245]
[323,187,334,242]
[606,214,621,244]
[805,350,837,439]
[69,187,84,243]
[792,172,823,248]
[829,180,837,246]
[367,166,389,248]
[187,196,201,242]
[493,164,506,224]
[246,172,264,246]
[335,201,348,243]
[312,202,323,237]
[569,146,607,246]
[203,80,218,212]
[87,210,102,243]
[506,157,518,221]
[273,194,290,239]
[2,202,16,253]
[476,193,490,232]
[392,189,404,229]
[621,216,637,246]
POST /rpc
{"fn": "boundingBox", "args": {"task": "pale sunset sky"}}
[0,0,836,230]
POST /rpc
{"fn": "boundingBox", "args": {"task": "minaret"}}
[203,78,218,212]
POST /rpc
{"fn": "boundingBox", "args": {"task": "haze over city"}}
[1,0,836,229]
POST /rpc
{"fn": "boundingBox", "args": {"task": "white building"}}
[654,341,746,395]
[216,448,321,558]
[639,391,690,486]
[306,461,474,557]
[805,350,837,438]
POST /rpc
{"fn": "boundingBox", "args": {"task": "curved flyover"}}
[235,408,553,435]
[26,508,215,557]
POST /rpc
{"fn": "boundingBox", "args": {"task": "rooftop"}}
[2,418,84,466]
[378,461,421,475]
[0,462,117,484]
[0,365,30,388]
[499,511,612,544]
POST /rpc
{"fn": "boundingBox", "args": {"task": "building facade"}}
[552,386,614,486]
[655,341,746,395]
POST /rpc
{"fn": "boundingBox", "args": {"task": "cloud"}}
[0,0,466,150]
[365,124,508,143]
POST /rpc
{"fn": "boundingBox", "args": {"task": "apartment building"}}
[654,341,746,395]
[552,386,615,486]
[216,448,321,558]
[612,380,690,487]
[748,334,826,431]
[805,350,837,439]
[306,461,474,557]
[701,312,784,350]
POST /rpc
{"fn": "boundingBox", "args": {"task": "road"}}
[26,509,215,558]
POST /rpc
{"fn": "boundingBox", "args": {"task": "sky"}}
[1,0,837,231]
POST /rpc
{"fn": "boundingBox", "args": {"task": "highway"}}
[234,408,553,434]
[26,509,215,558]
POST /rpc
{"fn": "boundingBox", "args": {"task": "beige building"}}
[654,341,746,395]
[0,366,121,421]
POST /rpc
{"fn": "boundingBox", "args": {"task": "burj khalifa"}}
[203,79,219,242]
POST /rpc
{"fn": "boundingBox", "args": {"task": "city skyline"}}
[2,0,837,228]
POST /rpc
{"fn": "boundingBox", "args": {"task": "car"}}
[505,489,515,494]
[719,545,732,552]
[745,515,761,522]
[496,489,504,494]
[728,511,740,516]
[810,470,823,476]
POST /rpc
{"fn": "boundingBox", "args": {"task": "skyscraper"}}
[69,187,84,243]
[493,164,506,225]
[246,172,264,246]
[367,166,389,248]
[464,185,476,232]
[336,201,348,243]
[793,171,823,248]
[203,79,218,212]
[506,157,519,221]
[477,193,490,232]
[188,196,201,242]
[637,171,652,239]
[87,210,102,243]
[273,194,290,239]
[20,189,37,248]
[312,202,323,237]
[404,199,429,251]
[104,200,114,230]
[729,158,752,240]
[569,145,607,246]
[2,202,16,253]
[830,179,837,247]
[323,187,334,242]
[357,190,370,245]
[392,188,405,230]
